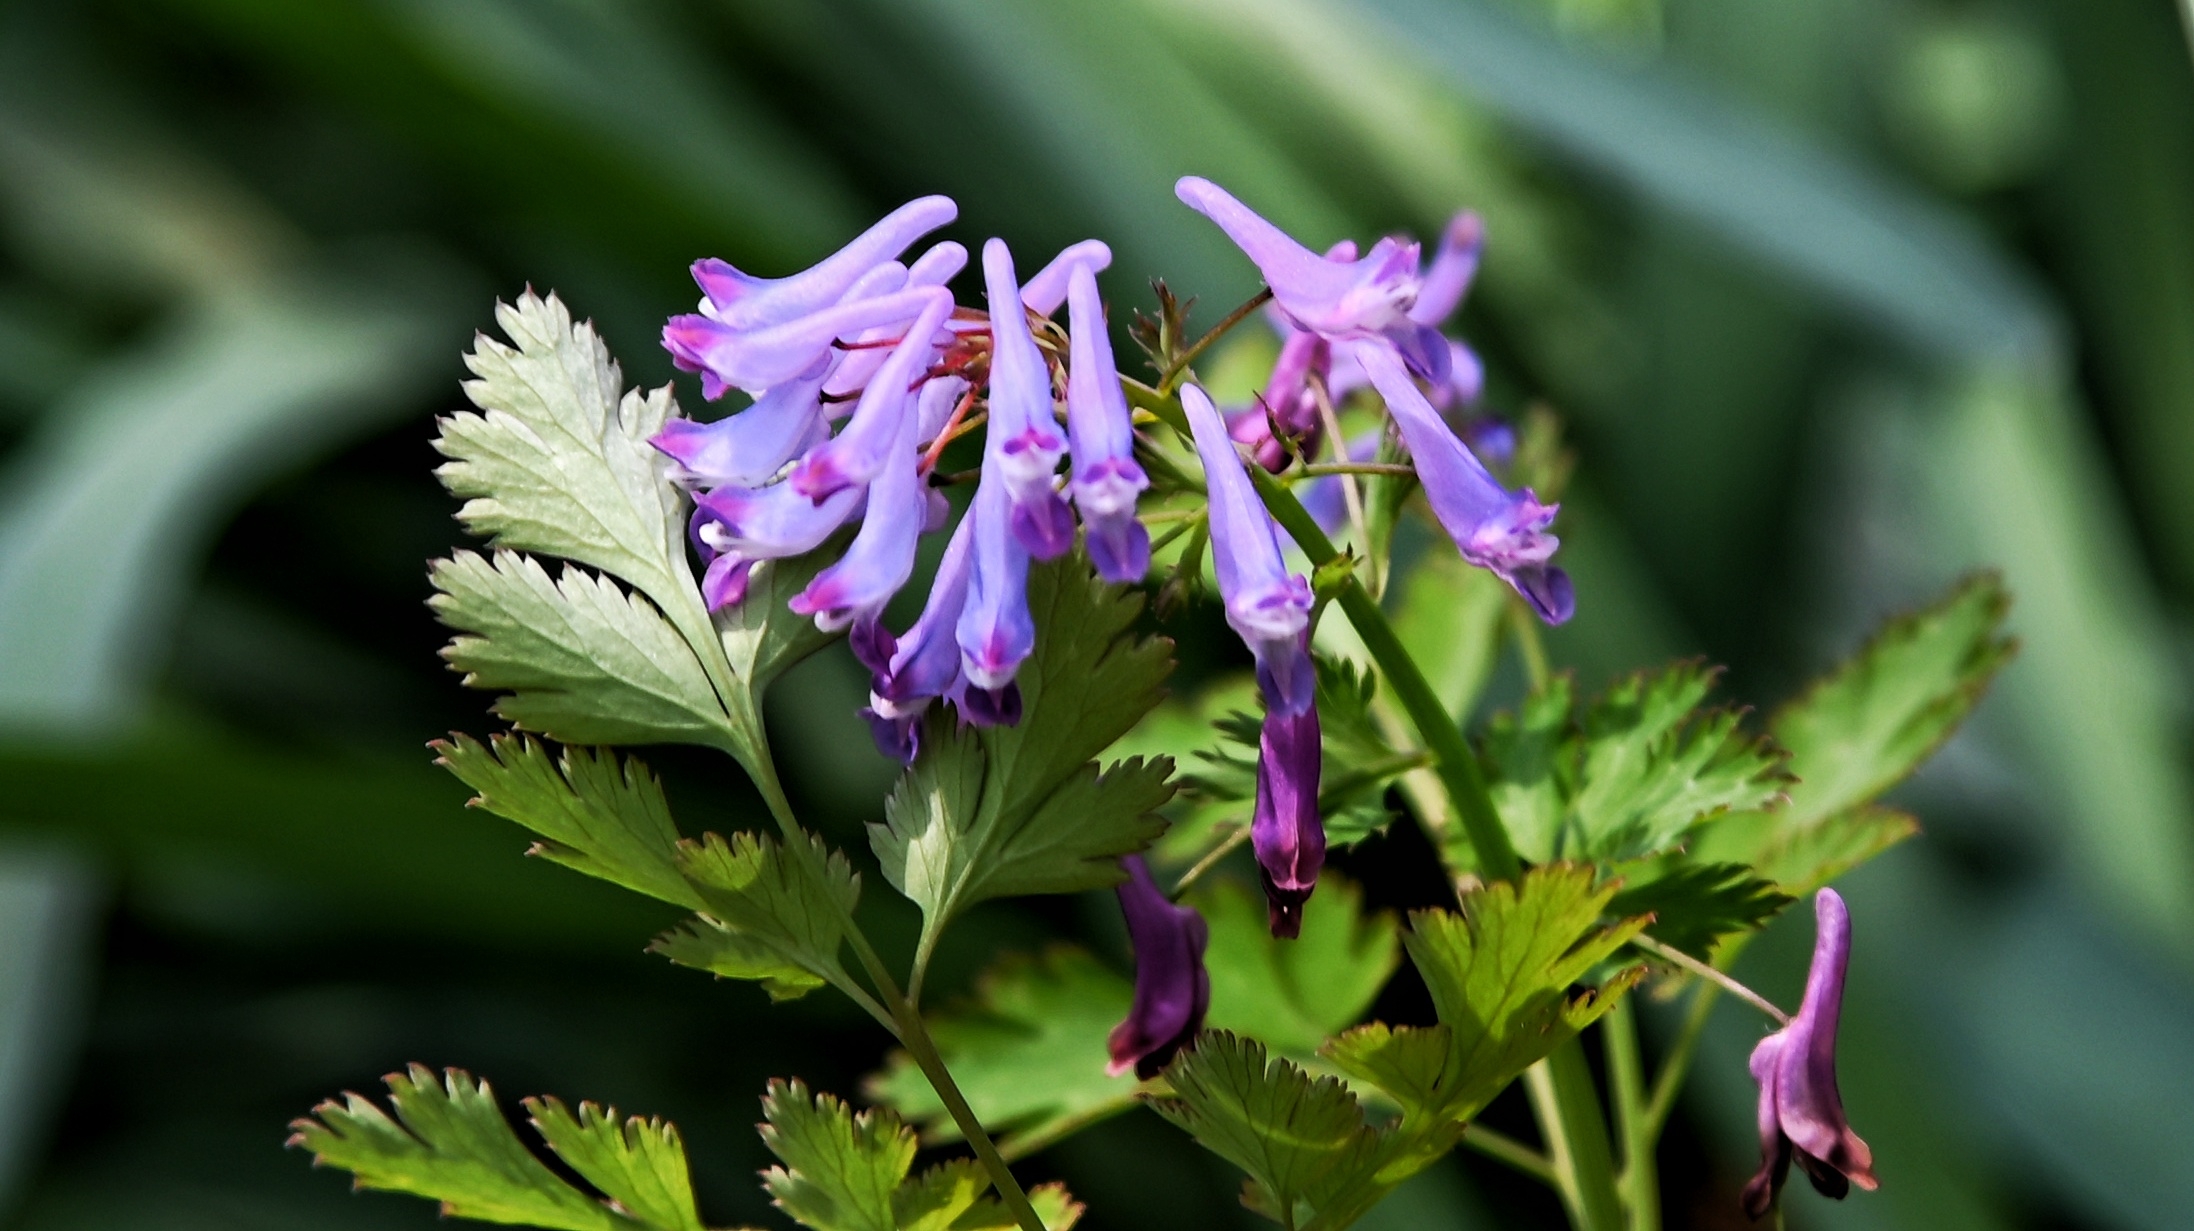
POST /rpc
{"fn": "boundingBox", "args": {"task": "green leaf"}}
[430,550,733,749]
[433,733,698,909]
[1770,574,2015,826]
[1152,1033,1390,1226]
[1199,874,1400,1058]
[524,1098,705,1231]
[436,291,689,608]
[1604,860,1792,960]
[671,830,860,999]
[1329,865,1645,1125]
[866,948,1137,1156]
[1467,665,1790,866]
[757,1081,1082,1231]
[870,558,1174,946]
[288,1065,630,1230]
[712,545,845,694]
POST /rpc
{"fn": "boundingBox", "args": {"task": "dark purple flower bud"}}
[861,511,976,761]
[1742,889,1878,1221]
[789,290,953,502]
[1252,699,1324,939]
[690,195,956,331]
[1355,342,1573,625]
[650,358,831,489]
[955,446,1035,703]
[1180,385,1315,717]
[1106,856,1211,1080]
[1064,263,1150,583]
[981,240,1074,559]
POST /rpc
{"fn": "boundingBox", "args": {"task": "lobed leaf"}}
[525,1098,705,1231]
[1198,874,1400,1058]
[870,558,1174,946]
[671,830,860,1000]
[431,551,733,749]
[1603,860,1792,960]
[434,733,697,909]
[290,1066,639,1230]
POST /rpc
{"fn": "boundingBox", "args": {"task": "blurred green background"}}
[2,0,2192,1227]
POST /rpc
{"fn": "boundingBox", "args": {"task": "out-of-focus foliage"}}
[2,0,2193,1228]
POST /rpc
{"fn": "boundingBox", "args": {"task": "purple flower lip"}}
[860,511,978,762]
[788,289,953,502]
[789,391,927,632]
[1180,383,1315,717]
[980,239,1073,559]
[1064,261,1150,583]
[1106,855,1211,1080]
[1742,888,1878,1220]
[690,195,957,331]
[1252,701,1323,939]
[955,445,1035,695]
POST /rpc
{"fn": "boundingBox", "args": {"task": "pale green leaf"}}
[1199,874,1400,1058]
[1697,805,1922,896]
[1772,574,2015,825]
[1330,865,1645,1125]
[870,558,1174,944]
[431,550,733,749]
[866,948,1136,1156]
[288,1065,627,1230]
[712,545,844,693]
[675,830,859,998]
[436,291,688,605]
[525,1098,704,1231]
[433,733,697,909]
[1151,1032,1390,1225]
[648,917,828,1002]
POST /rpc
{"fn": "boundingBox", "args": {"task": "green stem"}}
[1627,934,1788,1026]
[1172,822,1251,898]
[1604,999,1659,1231]
[1525,1049,1627,1231]
[1460,1124,1559,1186]
[1158,288,1274,392]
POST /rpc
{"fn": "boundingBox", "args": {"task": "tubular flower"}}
[1743,889,1879,1221]
[689,195,957,332]
[861,512,977,762]
[1180,384,1315,717]
[980,239,1074,559]
[825,242,968,400]
[1355,343,1573,624]
[954,444,1034,725]
[665,287,952,397]
[1021,239,1114,317]
[1064,262,1150,583]
[650,358,831,489]
[1252,705,1324,939]
[789,400,925,632]
[788,289,953,500]
[1106,856,1211,1080]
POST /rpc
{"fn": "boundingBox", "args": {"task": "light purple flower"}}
[825,242,968,400]
[1065,262,1150,583]
[1410,211,1484,328]
[1176,176,1448,382]
[861,512,976,762]
[789,398,926,632]
[981,239,1074,559]
[650,358,831,489]
[1229,329,1330,474]
[1021,239,1113,317]
[788,289,953,501]
[1105,855,1211,1080]
[1355,342,1572,624]
[1743,889,1878,1220]
[954,445,1034,723]
[1253,705,1324,939]
[693,480,863,562]
[1180,384,1315,717]
[689,195,956,332]
[665,287,952,397]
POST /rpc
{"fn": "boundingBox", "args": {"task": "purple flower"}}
[788,289,953,501]
[980,240,1075,559]
[1179,385,1315,717]
[694,481,863,563]
[1022,239,1114,317]
[1253,705,1324,939]
[825,242,969,400]
[1742,889,1879,1221]
[1175,176,1448,382]
[1106,855,1211,1080]
[1410,211,1483,329]
[665,287,953,397]
[650,358,831,489]
[789,402,925,632]
[861,512,976,762]
[1064,262,1150,583]
[1354,342,1572,624]
[954,445,1034,722]
[689,195,956,332]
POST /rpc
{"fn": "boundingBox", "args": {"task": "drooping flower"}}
[862,511,976,762]
[788,288,953,500]
[689,195,957,332]
[980,239,1074,559]
[824,242,969,400]
[1742,888,1878,1221]
[1064,262,1150,583]
[1179,384,1315,717]
[650,357,832,489]
[1355,343,1572,624]
[665,286,953,397]
[1252,705,1324,939]
[693,480,864,564]
[954,444,1034,725]
[789,398,926,632]
[1106,855,1211,1080]
[1175,176,1449,381]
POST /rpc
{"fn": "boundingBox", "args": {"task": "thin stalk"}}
[1628,934,1788,1027]
[1509,600,1552,692]
[1604,999,1659,1231]
[1309,375,1373,594]
[1526,1050,1627,1231]
[1172,822,1251,898]
[1158,288,1274,391]
[1460,1124,1559,1185]
[1146,510,1205,556]
[1644,981,1722,1140]
[1295,462,1419,479]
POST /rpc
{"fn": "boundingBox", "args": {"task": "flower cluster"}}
[652,199,1143,762]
